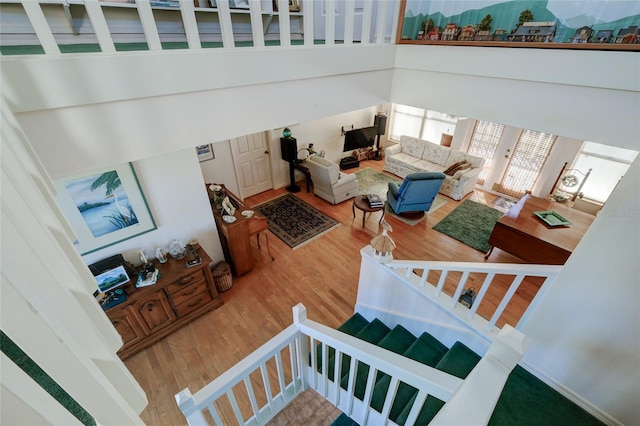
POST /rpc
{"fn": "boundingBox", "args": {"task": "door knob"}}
[264,150,269,154]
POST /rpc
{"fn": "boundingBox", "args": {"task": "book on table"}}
[367,193,384,207]
[136,268,158,288]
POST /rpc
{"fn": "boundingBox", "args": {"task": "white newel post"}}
[431,326,530,426]
[292,303,310,391]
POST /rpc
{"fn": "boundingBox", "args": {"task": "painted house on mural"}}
[458,25,476,41]
[474,30,492,41]
[594,29,614,43]
[614,25,639,43]
[425,26,441,40]
[492,29,508,41]
[571,26,594,43]
[441,23,460,40]
[512,21,556,42]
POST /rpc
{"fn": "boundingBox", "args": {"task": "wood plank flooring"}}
[125,160,536,425]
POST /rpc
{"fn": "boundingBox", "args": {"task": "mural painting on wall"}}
[401,0,640,47]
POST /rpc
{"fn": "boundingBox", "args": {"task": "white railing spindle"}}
[248,0,265,47]
[243,377,261,419]
[302,0,314,46]
[227,390,245,423]
[380,376,400,421]
[180,0,202,50]
[323,0,335,46]
[374,0,387,44]
[259,363,273,409]
[467,272,496,319]
[216,0,235,48]
[450,270,471,308]
[343,0,355,45]
[21,1,60,55]
[276,0,291,46]
[84,0,116,53]
[207,403,223,426]
[487,274,526,331]
[435,270,449,296]
[136,0,163,51]
[360,365,378,425]
[360,0,373,44]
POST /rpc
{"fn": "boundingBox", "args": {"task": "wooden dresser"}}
[104,248,223,360]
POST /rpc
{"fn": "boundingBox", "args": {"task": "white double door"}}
[230,132,273,199]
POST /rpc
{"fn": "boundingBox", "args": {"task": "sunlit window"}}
[571,142,638,203]
[390,104,457,143]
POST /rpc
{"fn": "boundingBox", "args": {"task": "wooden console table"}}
[103,248,223,360]
[208,185,272,276]
[485,194,594,265]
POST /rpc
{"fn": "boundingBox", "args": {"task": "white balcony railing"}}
[0,0,401,56]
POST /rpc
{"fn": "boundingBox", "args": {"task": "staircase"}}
[329,313,604,426]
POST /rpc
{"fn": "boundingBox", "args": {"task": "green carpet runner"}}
[328,314,604,426]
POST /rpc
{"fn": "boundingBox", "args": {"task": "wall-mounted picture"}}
[197,144,215,162]
[55,163,156,255]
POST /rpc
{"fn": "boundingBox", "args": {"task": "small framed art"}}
[197,144,215,162]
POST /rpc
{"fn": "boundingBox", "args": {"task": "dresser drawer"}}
[173,290,213,318]
[169,280,209,306]
[165,269,206,295]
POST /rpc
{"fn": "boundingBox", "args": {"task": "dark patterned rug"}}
[254,194,340,249]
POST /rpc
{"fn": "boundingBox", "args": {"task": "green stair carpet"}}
[328,314,604,426]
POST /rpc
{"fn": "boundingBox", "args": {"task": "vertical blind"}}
[498,130,557,198]
[467,121,505,185]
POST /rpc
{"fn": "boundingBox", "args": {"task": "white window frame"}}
[389,104,457,143]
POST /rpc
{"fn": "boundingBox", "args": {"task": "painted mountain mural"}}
[402,0,640,42]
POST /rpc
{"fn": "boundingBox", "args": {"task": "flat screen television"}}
[343,126,377,152]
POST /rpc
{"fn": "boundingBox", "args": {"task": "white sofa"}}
[305,155,358,204]
[383,135,484,201]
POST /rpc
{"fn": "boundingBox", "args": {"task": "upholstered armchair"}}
[305,155,358,204]
[387,172,446,215]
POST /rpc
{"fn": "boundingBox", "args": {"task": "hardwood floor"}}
[125,160,536,425]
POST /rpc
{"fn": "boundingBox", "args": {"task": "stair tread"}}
[338,313,370,336]
[403,332,449,367]
[488,366,605,426]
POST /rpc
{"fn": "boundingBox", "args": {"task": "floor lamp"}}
[373,112,387,161]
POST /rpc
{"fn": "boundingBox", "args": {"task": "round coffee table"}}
[352,195,385,228]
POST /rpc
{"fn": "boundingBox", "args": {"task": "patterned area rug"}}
[432,200,505,252]
[355,168,448,226]
[254,194,340,249]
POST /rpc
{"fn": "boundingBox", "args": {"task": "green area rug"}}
[355,168,447,226]
[432,200,504,252]
[254,194,339,249]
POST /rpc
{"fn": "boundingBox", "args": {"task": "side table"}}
[352,195,385,228]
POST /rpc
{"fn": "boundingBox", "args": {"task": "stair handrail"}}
[370,247,562,332]
[176,304,529,425]
[175,323,303,425]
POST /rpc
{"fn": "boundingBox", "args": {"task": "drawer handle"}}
[187,299,202,308]
[179,276,195,285]
[146,303,154,312]
[182,287,198,296]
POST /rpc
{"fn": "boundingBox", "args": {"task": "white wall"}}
[82,148,224,267]
[392,45,640,152]
[520,157,640,425]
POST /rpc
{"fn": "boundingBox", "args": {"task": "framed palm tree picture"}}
[54,163,156,255]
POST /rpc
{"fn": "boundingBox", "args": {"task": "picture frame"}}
[54,163,157,255]
[197,144,215,162]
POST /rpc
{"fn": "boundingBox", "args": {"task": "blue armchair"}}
[387,172,446,215]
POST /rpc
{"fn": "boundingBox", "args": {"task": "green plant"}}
[478,14,492,32]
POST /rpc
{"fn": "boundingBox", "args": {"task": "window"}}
[497,130,557,198]
[390,104,457,143]
[467,120,505,185]
[570,142,638,203]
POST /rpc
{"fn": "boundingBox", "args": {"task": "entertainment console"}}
[340,156,359,170]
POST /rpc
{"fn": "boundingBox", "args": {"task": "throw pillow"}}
[452,163,472,178]
[443,160,466,175]
[444,161,471,176]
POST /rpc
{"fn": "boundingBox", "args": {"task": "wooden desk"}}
[485,194,594,265]
[208,185,272,276]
